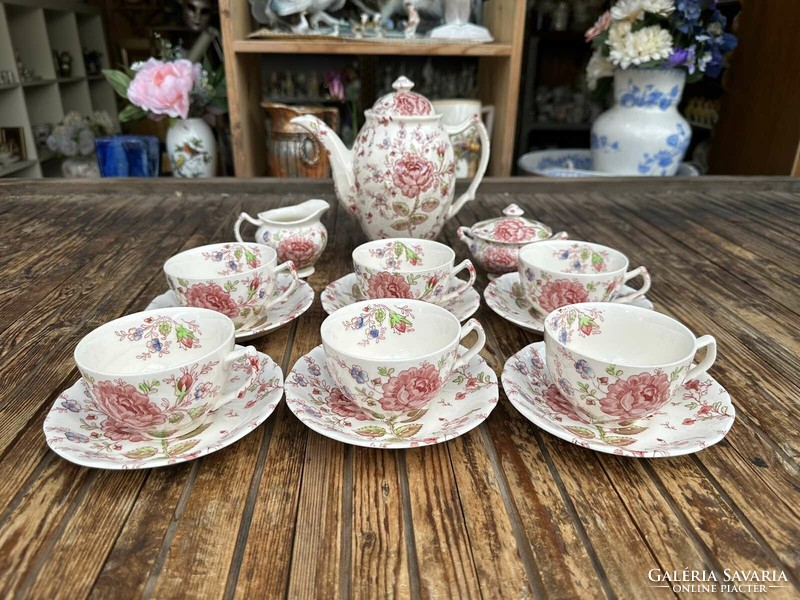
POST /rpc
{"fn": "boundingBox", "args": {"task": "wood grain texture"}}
[0,178,798,600]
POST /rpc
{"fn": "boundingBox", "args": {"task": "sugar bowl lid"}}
[470,204,553,243]
[368,76,434,118]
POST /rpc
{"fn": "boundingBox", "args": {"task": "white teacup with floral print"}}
[164,242,299,331]
[320,299,486,421]
[73,307,261,440]
[544,302,717,425]
[353,238,476,305]
[518,240,651,317]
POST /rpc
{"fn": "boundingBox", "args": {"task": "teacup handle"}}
[453,318,486,370]
[686,335,717,381]
[234,212,262,243]
[263,261,299,310]
[612,266,651,304]
[446,116,490,220]
[214,345,260,410]
[439,259,476,304]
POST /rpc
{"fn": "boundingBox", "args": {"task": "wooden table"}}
[1,178,798,599]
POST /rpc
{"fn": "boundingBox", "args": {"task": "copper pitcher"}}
[261,102,339,178]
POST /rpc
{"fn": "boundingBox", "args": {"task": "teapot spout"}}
[291,115,355,207]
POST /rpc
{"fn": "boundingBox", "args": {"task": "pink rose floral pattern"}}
[599,372,671,420]
[285,347,498,448]
[393,154,436,198]
[44,353,283,468]
[170,272,270,327]
[366,272,413,299]
[482,245,518,272]
[537,279,590,313]
[502,343,735,457]
[184,282,241,318]
[277,235,319,269]
[491,218,540,243]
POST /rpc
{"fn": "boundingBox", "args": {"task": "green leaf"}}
[564,426,596,439]
[355,426,386,439]
[158,322,172,336]
[605,364,618,376]
[420,200,439,213]
[390,220,409,232]
[401,409,427,423]
[166,439,200,456]
[178,421,212,439]
[375,309,386,323]
[611,425,647,435]
[394,423,423,438]
[377,366,393,378]
[409,214,428,226]
[591,252,604,266]
[168,413,184,424]
[392,202,410,216]
[118,104,147,123]
[102,69,131,98]
[602,436,637,447]
[189,406,208,419]
[123,446,158,459]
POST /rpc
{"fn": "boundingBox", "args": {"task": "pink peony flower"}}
[92,380,167,441]
[393,154,436,198]
[184,283,240,318]
[126,59,201,119]
[492,219,537,243]
[328,388,370,421]
[599,372,671,420]
[538,280,590,312]
[543,384,582,421]
[366,272,413,299]
[378,364,442,413]
[482,245,518,273]
[585,11,612,42]
[278,235,318,268]
[393,93,432,116]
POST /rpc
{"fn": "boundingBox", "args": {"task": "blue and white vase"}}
[591,68,691,176]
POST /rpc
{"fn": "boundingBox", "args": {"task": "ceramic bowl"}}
[320,299,486,420]
[353,238,475,304]
[74,307,259,440]
[518,240,651,316]
[543,302,717,424]
[164,242,298,330]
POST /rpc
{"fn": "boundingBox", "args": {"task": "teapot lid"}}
[470,204,553,244]
[369,76,434,118]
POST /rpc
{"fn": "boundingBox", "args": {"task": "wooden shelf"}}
[0,82,20,90]
[57,76,84,84]
[530,122,591,132]
[234,38,513,57]
[0,159,37,177]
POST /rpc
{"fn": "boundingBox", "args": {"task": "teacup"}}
[518,240,651,316]
[353,238,476,305]
[544,302,717,424]
[320,299,486,421]
[164,242,299,330]
[73,307,260,440]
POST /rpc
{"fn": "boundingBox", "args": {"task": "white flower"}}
[586,49,615,91]
[698,51,712,72]
[608,24,674,69]
[610,0,675,21]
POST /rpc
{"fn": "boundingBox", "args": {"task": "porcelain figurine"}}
[291,76,490,241]
[456,204,566,277]
[234,199,330,277]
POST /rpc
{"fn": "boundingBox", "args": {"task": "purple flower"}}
[147,338,162,353]
[668,47,697,74]
[308,363,321,376]
[350,365,368,383]
[61,399,81,412]
[574,359,594,380]
[65,431,89,443]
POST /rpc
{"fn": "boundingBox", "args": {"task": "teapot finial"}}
[503,204,524,217]
[392,76,415,93]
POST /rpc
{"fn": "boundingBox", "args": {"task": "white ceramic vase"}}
[166,117,217,178]
[591,68,691,176]
[62,156,100,178]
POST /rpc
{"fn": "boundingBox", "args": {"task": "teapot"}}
[291,76,490,241]
[234,198,330,278]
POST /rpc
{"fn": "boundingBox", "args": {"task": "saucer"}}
[147,273,314,341]
[484,273,654,333]
[502,342,735,457]
[285,345,498,448]
[321,273,480,322]
[44,348,284,469]
[517,149,700,177]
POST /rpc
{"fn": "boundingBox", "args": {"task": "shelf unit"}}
[0,0,117,178]
[219,0,526,177]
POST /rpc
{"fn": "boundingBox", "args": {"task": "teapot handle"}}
[234,212,263,243]
[446,115,490,220]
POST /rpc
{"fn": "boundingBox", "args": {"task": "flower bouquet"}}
[46,111,113,178]
[583,0,737,176]
[103,58,226,177]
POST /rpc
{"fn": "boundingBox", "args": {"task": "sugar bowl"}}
[456,204,566,277]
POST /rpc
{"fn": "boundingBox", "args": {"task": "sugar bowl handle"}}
[234,212,263,243]
[446,116,491,220]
